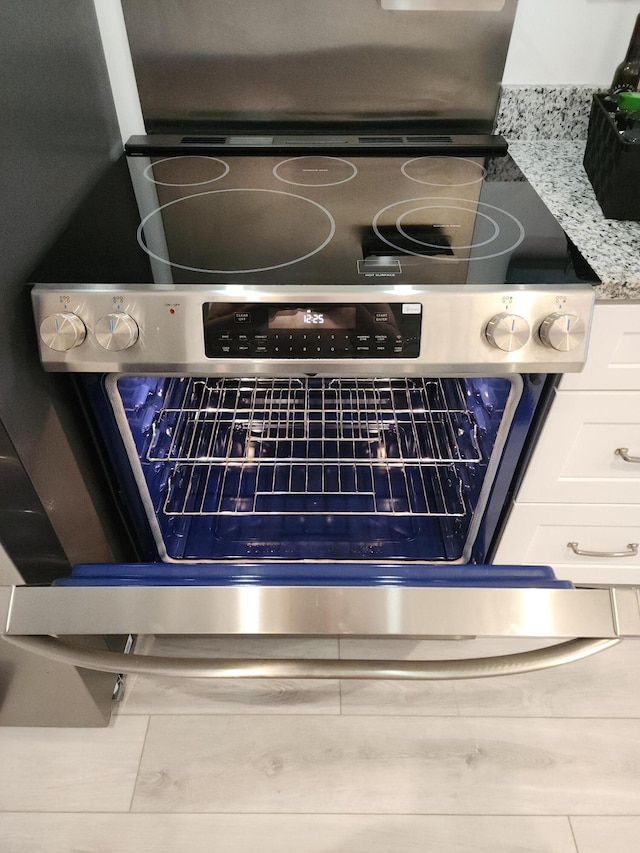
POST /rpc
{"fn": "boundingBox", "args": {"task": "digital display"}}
[268,306,357,330]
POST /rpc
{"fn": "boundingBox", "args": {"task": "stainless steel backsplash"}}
[121,0,518,133]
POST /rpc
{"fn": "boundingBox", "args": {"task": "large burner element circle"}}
[401,157,486,186]
[273,156,358,186]
[144,156,230,186]
[137,188,336,274]
[371,197,525,262]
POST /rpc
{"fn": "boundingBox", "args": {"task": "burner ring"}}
[143,156,230,186]
[401,156,486,186]
[396,205,499,252]
[372,197,526,261]
[137,188,336,274]
[273,156,358,187]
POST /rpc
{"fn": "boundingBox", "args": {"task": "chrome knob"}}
[39,312,86,351]
[94,313,139,351]
[485,313,530,352]
[539,312,586,352]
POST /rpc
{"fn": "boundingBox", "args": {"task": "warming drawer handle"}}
[1,635,620,681]
[567,542,639,559]
[616,447,640,464]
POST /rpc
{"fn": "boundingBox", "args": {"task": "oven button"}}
[539,312,586,352]
[94,313,139,351]
[485,313,530,352]
[39,312,87,351]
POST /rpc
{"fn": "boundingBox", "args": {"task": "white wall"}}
[93,0,145,143]
[504,0,639,85]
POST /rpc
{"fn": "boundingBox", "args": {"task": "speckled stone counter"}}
[498,87,640,300]
[496,86,599,141]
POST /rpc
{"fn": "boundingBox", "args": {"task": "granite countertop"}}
[498,87,640,301]
[508,140,640,300]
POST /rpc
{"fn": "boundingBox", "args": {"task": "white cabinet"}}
[496,504,640,585]
[494,301,640,586]
[561,301,640,391]
[516,391,640,504]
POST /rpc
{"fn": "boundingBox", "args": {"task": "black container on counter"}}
[583,92,640,220]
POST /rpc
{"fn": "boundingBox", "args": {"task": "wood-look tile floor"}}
[1,636,640,852]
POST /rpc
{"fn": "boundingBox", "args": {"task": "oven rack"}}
[157,376,471,413]
[147,377,482,466]
[163,459,467,518]
[146,377,483,519]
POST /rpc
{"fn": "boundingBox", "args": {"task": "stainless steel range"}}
[3,1,640,723]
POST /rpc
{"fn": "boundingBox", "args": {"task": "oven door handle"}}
[1,634,621,680]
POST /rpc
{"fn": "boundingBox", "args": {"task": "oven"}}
[3,141,640,686]
[3,1,640,713]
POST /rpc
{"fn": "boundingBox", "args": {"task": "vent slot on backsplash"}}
[406,136,454,144]
[181,136,227,144]
[176,135,456,147]
[357,136,454,145]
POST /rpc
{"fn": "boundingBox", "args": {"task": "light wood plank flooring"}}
[1,636,640,852]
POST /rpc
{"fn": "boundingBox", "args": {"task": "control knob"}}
[485,313,530,352]
[94,313,139,351]
[39,312,86,351]
[539,312,586,352]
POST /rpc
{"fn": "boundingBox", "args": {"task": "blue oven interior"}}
[62,372,571,588]
[111,374,512,562]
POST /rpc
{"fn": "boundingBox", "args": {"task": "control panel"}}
[202,302,421,359]
[31,283,596,375]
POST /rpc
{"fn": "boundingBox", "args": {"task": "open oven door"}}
[3,571,640,680]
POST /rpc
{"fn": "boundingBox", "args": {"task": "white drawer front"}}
[561,301,640,391]
[518,391,640,504]
[494,504,640,584]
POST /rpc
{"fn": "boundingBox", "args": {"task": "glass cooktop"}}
[31,148,599,289]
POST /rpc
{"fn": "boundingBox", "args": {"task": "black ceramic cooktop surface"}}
[31,149,599,289]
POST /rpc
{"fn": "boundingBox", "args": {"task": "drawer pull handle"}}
[567,542,639,558]
[616,447,640,464]
[2,635,621,681]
